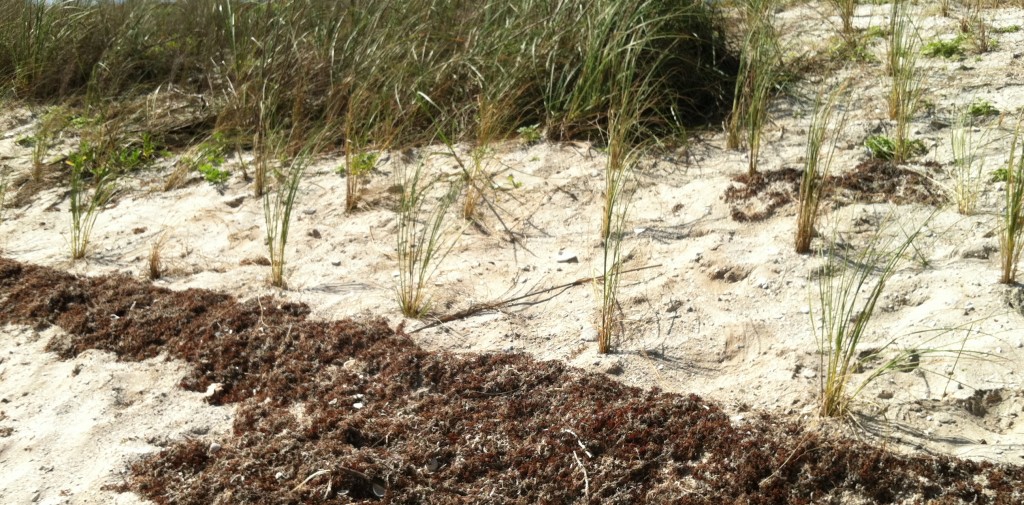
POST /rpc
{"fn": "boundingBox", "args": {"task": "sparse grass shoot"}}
[68,147,118,260]
[887,0,924,163]
[815,216,925,417]
[395,160,463,318]
[796,84,848,254]
[999,116,1024,284]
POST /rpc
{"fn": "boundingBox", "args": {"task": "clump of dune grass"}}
[68,147,118,260]
[263,138,317,289]
[999,115,1024,284]
[815,215,925,417]
[0,171,8,238]
[148,231,168,280]
[887,0,923,164]
[828,0,858,39]
[795,83,848,254]
[395,158,463,318]
[727,0,782,175]
[31,106,68,182]
[946,106,990,215]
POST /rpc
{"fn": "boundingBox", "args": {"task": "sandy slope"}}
[1,1,1024,502]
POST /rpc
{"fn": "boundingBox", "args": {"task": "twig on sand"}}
[407,264,661,333]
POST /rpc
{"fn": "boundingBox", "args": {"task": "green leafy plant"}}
[796,83,848,254]
[67,150,118,260]
[999,115,1024,284]
[922,36,965,58]
[517,124,542,145]
[395,159,463,318]
[966,98,999,118]
[992,25,1021,34]
[342,149,380,212]
[864,135,926,162]
[815,217,924,417]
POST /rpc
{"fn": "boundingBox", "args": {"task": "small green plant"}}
[999,115,1024,284]
[395,160,463,318]
[67,150,117,260]
[864,134,925,161]
[992,25,1021,34]
[796,84,848,254]
[992,165,1010,182]
[815,216,924,417]
[922,36,965,58]
[966,99,999,119]
[164,134,228,190]
[344,145,380,212]
[517,124,542,144]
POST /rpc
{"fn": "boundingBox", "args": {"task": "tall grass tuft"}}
[999,115,1024,285]
[727,0,782,175]
[795,84,848,254]
[68,150,117,260]
[263,139,315,289]
[815,217,923,417]
[395,158,463,318]
[887,0,923,163]
[947,108,988,215]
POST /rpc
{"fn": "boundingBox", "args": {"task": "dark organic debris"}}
[0,257,1022,504]
[724,161,944,222]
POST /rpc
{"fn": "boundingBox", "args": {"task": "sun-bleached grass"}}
[796,83,848,254]
[999,115,1024,284]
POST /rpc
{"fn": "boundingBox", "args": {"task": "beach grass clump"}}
[727,0,782,175]
[946,108,989,215]
[815,217,923,417]
[999,116,1024,284]
[263,141,315,289]
[0,0,737,157]
[67,146,118,260]
[796,84,848,254]
[887,0,924,164]
[395,159,463,319]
